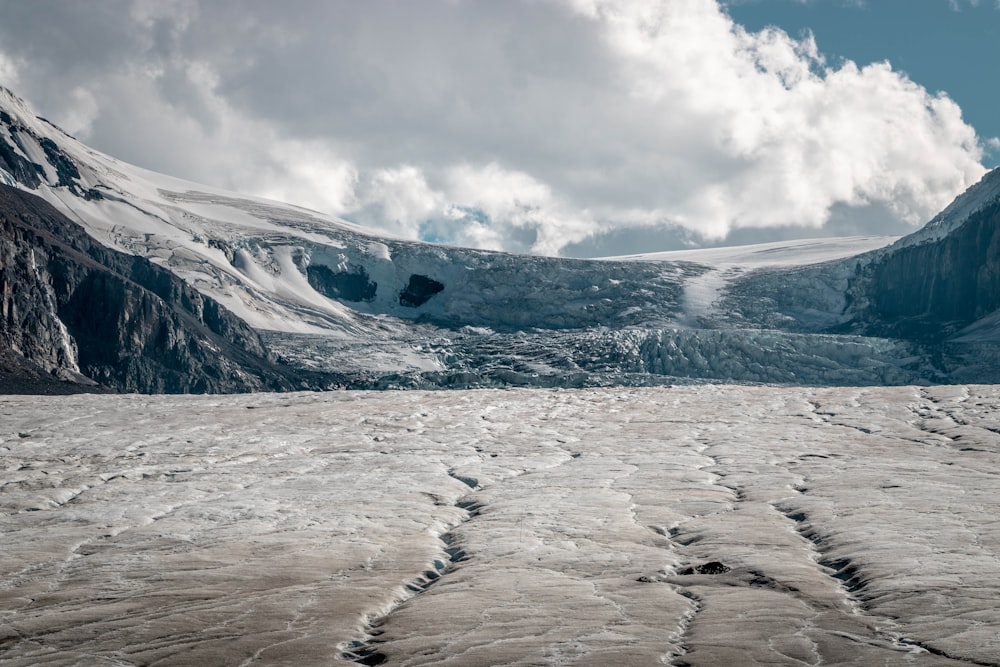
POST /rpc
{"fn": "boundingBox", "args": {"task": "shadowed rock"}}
[399,274,444,307]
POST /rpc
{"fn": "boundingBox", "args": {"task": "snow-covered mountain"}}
[3,85,1000,391]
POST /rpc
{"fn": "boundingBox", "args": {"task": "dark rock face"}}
[720,180,1000,349]
[0,116,42,188]
[677,561,730,575]
[399,274,444,308]
[38,137,80,188]
[847,201,1000,341]
[307,264,377,302]
[0,185,320,393]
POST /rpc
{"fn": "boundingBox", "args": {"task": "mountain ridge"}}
[3,86,1000,391]
[0,184,335,393]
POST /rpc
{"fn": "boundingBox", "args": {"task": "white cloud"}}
[0,51,20,90]
[441,163,596,254]
[350,163,599,254]
[0,0,989,256]
[945,0,1000,8]
[282,0,987,254]
[556,0,985,243]
[360,0,986,254]
[354,166,442,239]
[61,61,360,217]
[252,139,359,216]
[56,87,99,138]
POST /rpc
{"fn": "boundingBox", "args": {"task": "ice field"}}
[2,385,1000,666]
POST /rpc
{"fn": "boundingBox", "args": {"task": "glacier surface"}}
[2,386,999,666]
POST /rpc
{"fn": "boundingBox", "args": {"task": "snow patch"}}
[361,241,392,261]
[0,166,17,187]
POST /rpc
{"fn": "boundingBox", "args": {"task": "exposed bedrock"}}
[398,274,444,308]
[0,109,97,197]
[722,169,1000,348]
[0,117,42,188]
[849,199,1000,341]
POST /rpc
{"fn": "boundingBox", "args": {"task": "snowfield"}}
[3,386,999,666]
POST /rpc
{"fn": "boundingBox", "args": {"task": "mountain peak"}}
[0,90,97,197]
[0,85,29,113]
[0,86,47,136]
[899,166,1000,247]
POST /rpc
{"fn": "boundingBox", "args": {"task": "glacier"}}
[3,386,1000,665]
[3,84,1000,667]
[6,85,1000,390]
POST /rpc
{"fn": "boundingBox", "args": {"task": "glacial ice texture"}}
[2,386,1000,666]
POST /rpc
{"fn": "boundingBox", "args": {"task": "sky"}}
[0,0,996,257]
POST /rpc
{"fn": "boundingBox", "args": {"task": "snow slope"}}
[5,86,693,336]
[609,236,895,327]
[0,87,890,339]
[1,87,386,334]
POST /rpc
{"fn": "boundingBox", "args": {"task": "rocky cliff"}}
[719,168,1000,345]
[0,185,324,393]
[847,196,1000,341]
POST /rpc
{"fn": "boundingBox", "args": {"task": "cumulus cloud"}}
[442,163,597,255]
[353,166,442,240]
[0,0,989,256]
[564,0,984,233]
[0,51,19,91]
[56,87,99,138]
[948,0,984,9]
